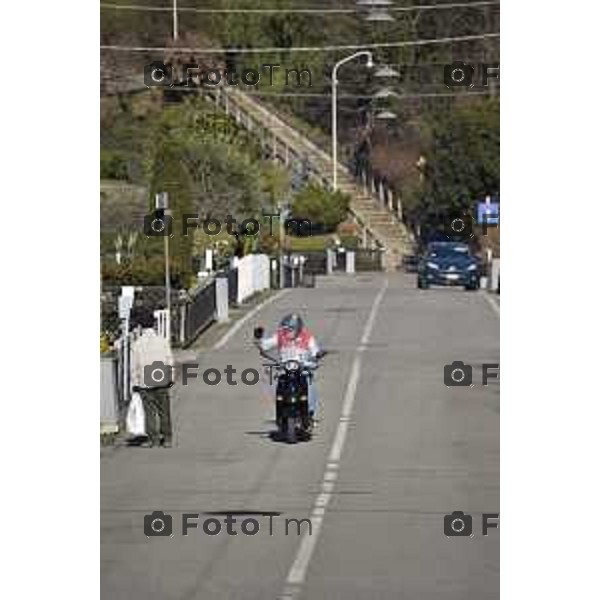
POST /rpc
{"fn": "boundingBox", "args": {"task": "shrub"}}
[100,149,129,180]
[292,184,350,233]
[101,257,186,288]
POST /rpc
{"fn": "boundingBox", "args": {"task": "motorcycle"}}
[254,327,326,444]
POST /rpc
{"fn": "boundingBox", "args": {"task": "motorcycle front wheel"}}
[285,416,297,444]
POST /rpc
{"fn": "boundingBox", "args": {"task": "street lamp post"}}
[332,51,374,191]
[156,192,171,344]
[173,0,178,40]
[278,200,290,289]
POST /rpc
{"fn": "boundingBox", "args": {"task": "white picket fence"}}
[154,309,170,340]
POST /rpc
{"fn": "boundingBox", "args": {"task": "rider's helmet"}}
[280,313,304,340]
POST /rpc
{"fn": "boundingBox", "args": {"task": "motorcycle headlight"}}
[427,262,440,270]
[467,264,478,271]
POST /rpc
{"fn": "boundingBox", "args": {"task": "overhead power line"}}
[100,1,500,15]
[101,32,500,54]
[182,89,496,100]
[99,77,496,99]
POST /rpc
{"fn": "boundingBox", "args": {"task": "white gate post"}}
[490,258,500,292]
[326,248,334,275]
[346,251,355,274]
[179,302,186,344]
[215,277,229,322]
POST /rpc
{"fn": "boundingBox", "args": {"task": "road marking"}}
[281,279,388,596]
[483,293,500,318]
[213,289,290,351]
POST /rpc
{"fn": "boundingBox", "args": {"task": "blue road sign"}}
[477,201,500,225]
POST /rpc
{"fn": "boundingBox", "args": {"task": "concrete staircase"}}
[218,88,414,271]
[315,164,413,272]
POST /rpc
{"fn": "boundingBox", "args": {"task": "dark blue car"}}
[417,242,480,290]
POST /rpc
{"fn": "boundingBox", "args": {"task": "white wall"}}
[237,254,271,303]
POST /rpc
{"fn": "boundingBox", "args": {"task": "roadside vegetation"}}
[101,93,356,287]
[101,0,499,283]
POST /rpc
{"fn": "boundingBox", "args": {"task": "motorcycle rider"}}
[256,313,321,420]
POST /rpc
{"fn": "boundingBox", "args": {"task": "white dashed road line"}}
[280,278,389,599]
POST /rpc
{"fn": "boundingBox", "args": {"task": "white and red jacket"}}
[259,327,319,366]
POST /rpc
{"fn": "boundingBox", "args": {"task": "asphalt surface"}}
[101,273,500,600]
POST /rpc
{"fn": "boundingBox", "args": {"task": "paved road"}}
[101,273,500,600]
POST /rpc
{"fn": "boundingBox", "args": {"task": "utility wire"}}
[100,78,496,100]
[101,32,500,54]
[100,1,500,15]
[229,90,496,99]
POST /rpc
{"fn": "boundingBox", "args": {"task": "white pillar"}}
[346,251,355,274]
[215,277,229,322]
[326,248,334,275]
[179,302,186,344]
[490,258,500,291]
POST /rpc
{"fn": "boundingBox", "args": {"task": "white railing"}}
[209,87,405,227]
[154,309,170,340]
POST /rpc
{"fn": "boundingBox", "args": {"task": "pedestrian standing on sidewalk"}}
[130,311,175,448]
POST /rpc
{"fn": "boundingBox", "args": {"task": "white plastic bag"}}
[126,391,146,437]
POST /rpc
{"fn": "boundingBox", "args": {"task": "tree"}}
[292,183,350,233]
[416,98,499,229]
